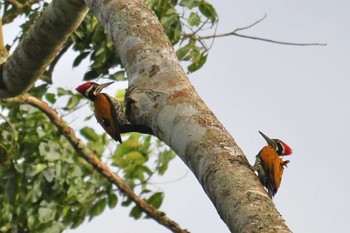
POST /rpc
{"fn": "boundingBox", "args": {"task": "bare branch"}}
[187,14,327,46]
[1,95,190,233]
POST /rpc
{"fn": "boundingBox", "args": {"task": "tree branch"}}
[188,14,327,46]
[85,0,292,232]
[0,0,88,98]
[1,95,189,233]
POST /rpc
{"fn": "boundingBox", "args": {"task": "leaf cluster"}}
[147,0,217,72]
[0,0,216,230]
[111,133,175,219]
[3,0,217,77]
[0,85,175,231]
[0,92,115,232]
[71,12,124,81]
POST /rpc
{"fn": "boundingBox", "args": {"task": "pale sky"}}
[5,0,350,232]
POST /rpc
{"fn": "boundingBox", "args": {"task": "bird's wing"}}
[258,146,279,197]
[274,156,285,191]
[94,94,122,143]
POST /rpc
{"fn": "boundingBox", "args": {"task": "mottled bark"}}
[0,18,9,64]
[84,0,292,232]
[0,0,88,98]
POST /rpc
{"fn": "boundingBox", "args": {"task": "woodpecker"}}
[76,82,129,144]
[253,131,292,198]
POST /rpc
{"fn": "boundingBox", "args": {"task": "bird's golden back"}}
[94,93,122,143]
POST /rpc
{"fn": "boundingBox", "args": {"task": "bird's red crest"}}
[75,82,95,94]
[281,141,293,155]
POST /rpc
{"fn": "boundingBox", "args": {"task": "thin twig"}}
[0,112,16,131]
[192,18,210,36]
[207,17,219,51]
[227,33,327,46]
[1,95,190,233]
[233,14,267,32]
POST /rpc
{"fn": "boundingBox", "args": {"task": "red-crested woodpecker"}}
[253,131,292,198]
[76,82,128,143]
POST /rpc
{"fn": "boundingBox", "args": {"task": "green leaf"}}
[45,93,56,104]
[130,205,142,220]
[108,193,118,208]
[147,192,163,209]
[40,221,65,233]
[95,45,106,57]
[30,83,49,98]
[113,134,141,158]
[57,88,73,97]
[188,53,208,72]
[64,94,83,111]
[38,207,56,223]
[70,216,85,229]
[4,175,17,205]
[110,70,126,81]
[115,89,126,102]
[25,163,47,177]
[73,51,90,67]
[139,135,152,153]
[179,0,200,9]
[26,177,44,203]
[173,19,182,43]
[80,127,99,142]
[74,30,84,40]
[121,198,132,207]
[157,150,175,175]
[27,215,36,230]
[89,198,107,219]
[42,168,55,182]
[126,151,145,163]
[176,45,192,60]
[199,1,217,23]
[84,69,100,80]
[188,12,201,26]
[39,142,61,161]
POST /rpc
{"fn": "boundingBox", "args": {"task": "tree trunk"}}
[85,0,292,232]
[1,0,293,231]
[0,0,88,98]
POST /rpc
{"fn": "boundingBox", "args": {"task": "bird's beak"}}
[258,131,276,147]
[96,81,114,94]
